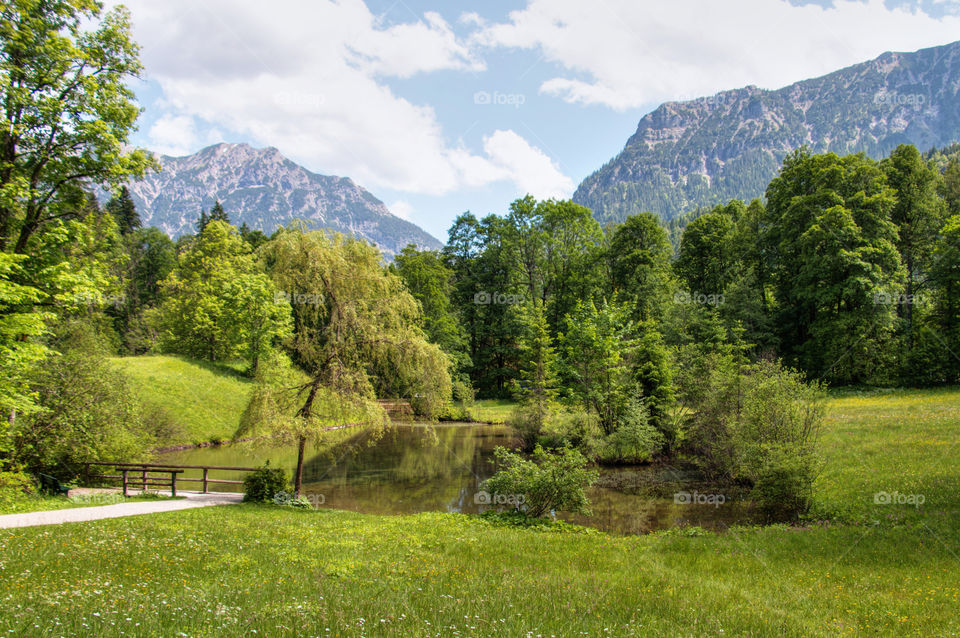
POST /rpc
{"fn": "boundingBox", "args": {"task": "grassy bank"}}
[112,355,253,446]
[0,388,957,636]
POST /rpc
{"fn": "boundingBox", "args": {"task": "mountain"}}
[575,40,960,224]
[121,143,441,255]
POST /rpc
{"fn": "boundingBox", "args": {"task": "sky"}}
[113,0,960,242]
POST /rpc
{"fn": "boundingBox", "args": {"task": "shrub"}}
[242,462,288,503]
[482,445,598,518]
[596,398,664,464]
[12,321,155,476]
[749,447,818,521]
[680,358,824,519]
[0,471,35,499]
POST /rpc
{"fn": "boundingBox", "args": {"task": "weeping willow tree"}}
[238,229,452,495]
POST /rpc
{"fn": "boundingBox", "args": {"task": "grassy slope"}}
[0,388,957,636]
[111,355,253,446]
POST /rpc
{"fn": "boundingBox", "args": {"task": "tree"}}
[209,201,229,225]
[608,212,672,322]
[881,145,945,374]
[195,209,209,234]
[764,150,902,383]
[675,208,736,296]
[245,229,452,495]
[942,159,960,214]
[105,186,141,235]
[0,1,153,254]
[157,221,287,363]
[508,301,558,449]
[0,253,50,436]
[556,299,637,435]
[392,245,470,378]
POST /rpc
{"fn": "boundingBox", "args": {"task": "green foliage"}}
[157,221,290,365]
[0,253,51,425]
[0,0,154,254]
[392,245,471,381]
[105,186,141,236]
[242,462,288,503]
[593,397,664,464]
[680,358,824,519]
[608,212,673,322]
[483,445,598,518]
[556,299,635,435]
[11,321,155,476]
[764,150,902,384]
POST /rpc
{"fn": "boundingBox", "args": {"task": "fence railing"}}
[85,462,260,496]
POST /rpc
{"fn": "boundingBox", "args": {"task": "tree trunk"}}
[294,435,306,497]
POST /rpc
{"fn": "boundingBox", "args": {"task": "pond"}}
[160,423,758,535]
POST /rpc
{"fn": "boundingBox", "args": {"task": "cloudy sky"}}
[115,0,960,241]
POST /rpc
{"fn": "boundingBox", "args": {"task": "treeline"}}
[398,144,960,403]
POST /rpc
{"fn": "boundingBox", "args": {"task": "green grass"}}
[112,355,253,446]
[0,388,958,636]
[471,399,517,424]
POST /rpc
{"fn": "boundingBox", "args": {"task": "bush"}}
[242,462,288,503]
[680,358,824,519]
[482,445,598,518]
[0,471,35,500]
[749,447,818,521]
[595,398,664,464]
[507,402,555,452]
[12,321,155,476]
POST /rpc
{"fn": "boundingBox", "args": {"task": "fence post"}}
[202,468,209,494]
[121,470,128,497]
[171,472,177,498]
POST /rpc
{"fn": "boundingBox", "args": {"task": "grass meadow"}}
[0,388,957,636]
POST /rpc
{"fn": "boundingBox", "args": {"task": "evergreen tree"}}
[196,209,209,234]
[105,186,141,235]
[209,201,230,224]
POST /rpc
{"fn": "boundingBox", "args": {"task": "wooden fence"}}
[85,462,260,496]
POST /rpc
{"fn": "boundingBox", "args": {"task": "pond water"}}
[160,423,757,535]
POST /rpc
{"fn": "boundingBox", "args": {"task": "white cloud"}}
[115,0,568,198]
[389,200,414,220]
[473,0,960,110]
[147,114,198,156]
[481,130,574,200]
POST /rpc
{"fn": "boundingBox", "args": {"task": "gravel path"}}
[0,492,243,529]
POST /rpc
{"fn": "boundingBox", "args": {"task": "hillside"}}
[575,40,960,224]
[119,143,442,256]
[111,356,252,447]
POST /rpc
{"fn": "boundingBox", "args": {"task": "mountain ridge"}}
[574,40,960,223]
[120,143,442,255]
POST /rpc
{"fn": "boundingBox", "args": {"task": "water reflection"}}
[161,423,757,534]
